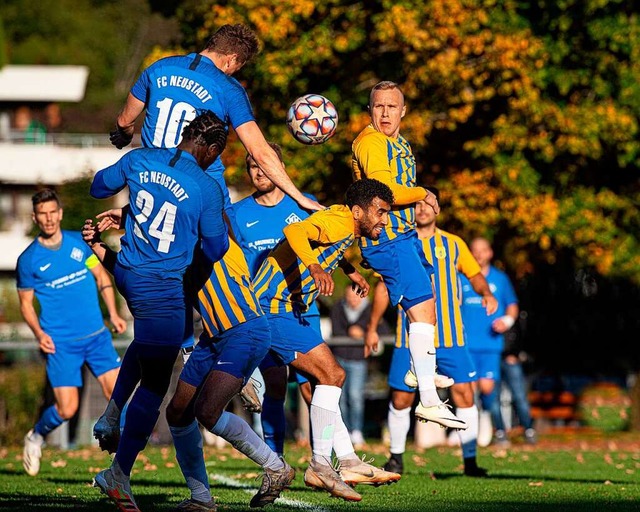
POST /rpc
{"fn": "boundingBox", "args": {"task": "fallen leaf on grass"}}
[88,467,102,474]
[576,453,584,463]
[529,482,543,487]
[144,463,158,471]
[51,459,67,468]
[411,455,426,467]
[604,480,612,485]
[232,472,259,480]
[165,462,175,468]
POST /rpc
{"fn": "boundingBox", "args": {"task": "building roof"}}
[0,144,130,185]
[0,65,89,102]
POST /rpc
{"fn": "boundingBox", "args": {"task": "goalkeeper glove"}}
[109,124,133,149]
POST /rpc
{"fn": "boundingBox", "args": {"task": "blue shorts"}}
[267,313,324,365]
[361,231,434,310]
[47,328,121,388]
[180,316,271,387]
[469,350,501,381]
[387,343,477,392]
[114,262,192,346]
[257,314,320,375]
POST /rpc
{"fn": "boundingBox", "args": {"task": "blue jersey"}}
[131,53,255,209]
[91,147,227,279]
[229,193,316,276]
[16,231,106,341]
[229,193,320,316]
[461,265,518,352]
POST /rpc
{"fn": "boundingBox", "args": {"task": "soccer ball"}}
[286,94,338,145]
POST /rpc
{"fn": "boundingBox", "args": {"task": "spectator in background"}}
[330,284,389,448]
[14,105,47,144]
[490,317,537,445]
[460,238,532,446]
[17,189,126,477]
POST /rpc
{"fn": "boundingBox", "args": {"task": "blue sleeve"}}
[91,153,131,198]
[16,251,34,289]
[227,79,255,129]
[131,65,151,103]
[199,179,229,263]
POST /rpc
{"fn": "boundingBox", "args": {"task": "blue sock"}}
[170,421,210,503]
[115,386,163,476]
[34,405,64,437]
[261,395,286,455]
[480,390,496,411]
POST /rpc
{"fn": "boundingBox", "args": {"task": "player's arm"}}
[110,93,145,149]
[82,219,118,273]
[199,181,230,264]
[338,258,369,297]
[88,258,127,334]
[468,273,498,316]
[283,219,335,296]
[90,155,130,199]
[235,121,323,211]
[17,288,55,354]
[364,278,390,357]
[492,302,519,333]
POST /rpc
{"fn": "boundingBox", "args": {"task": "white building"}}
[0,65,130,272]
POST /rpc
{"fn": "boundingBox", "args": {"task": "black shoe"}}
[464,458,488,477]
[383,455,404,475]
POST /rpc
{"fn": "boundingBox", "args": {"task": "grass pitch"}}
[0,430,638,511]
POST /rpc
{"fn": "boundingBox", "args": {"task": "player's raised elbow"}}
[90,172,111,199]
[201,234,229,264]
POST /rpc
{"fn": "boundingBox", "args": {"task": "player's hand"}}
[37,332,55,354]
[109,314,127,334]
[491,316,512,334]
[425,189,440,215]
[96,208,125,231]
[109,124,133,149]
[298,196,325,212]
[308,264,334,296]
[482,295,498,315]
[82,219,101,246]
[364,329,379,358]
[348,274,370,298]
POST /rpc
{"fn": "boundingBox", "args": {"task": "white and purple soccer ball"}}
[286,94,338,145]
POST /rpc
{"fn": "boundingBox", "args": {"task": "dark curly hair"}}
[345,178,394,209]
[204,24,260,64]
[182,111,227,155]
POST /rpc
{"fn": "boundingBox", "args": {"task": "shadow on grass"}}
[429,469,632,485]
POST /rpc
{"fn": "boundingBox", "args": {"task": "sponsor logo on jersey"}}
[246,220,260,228]
[285,213,303,225]
[39,263,51,272]
[70,247,84,262]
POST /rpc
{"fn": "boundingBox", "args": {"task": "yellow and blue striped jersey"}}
[253,206,355,314]
[396,228,481,348]
[352,125,426,247]
[193,238,263,338]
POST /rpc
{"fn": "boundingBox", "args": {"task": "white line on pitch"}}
[208,472,331,512]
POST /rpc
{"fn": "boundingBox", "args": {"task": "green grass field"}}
[1,430,639,512]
